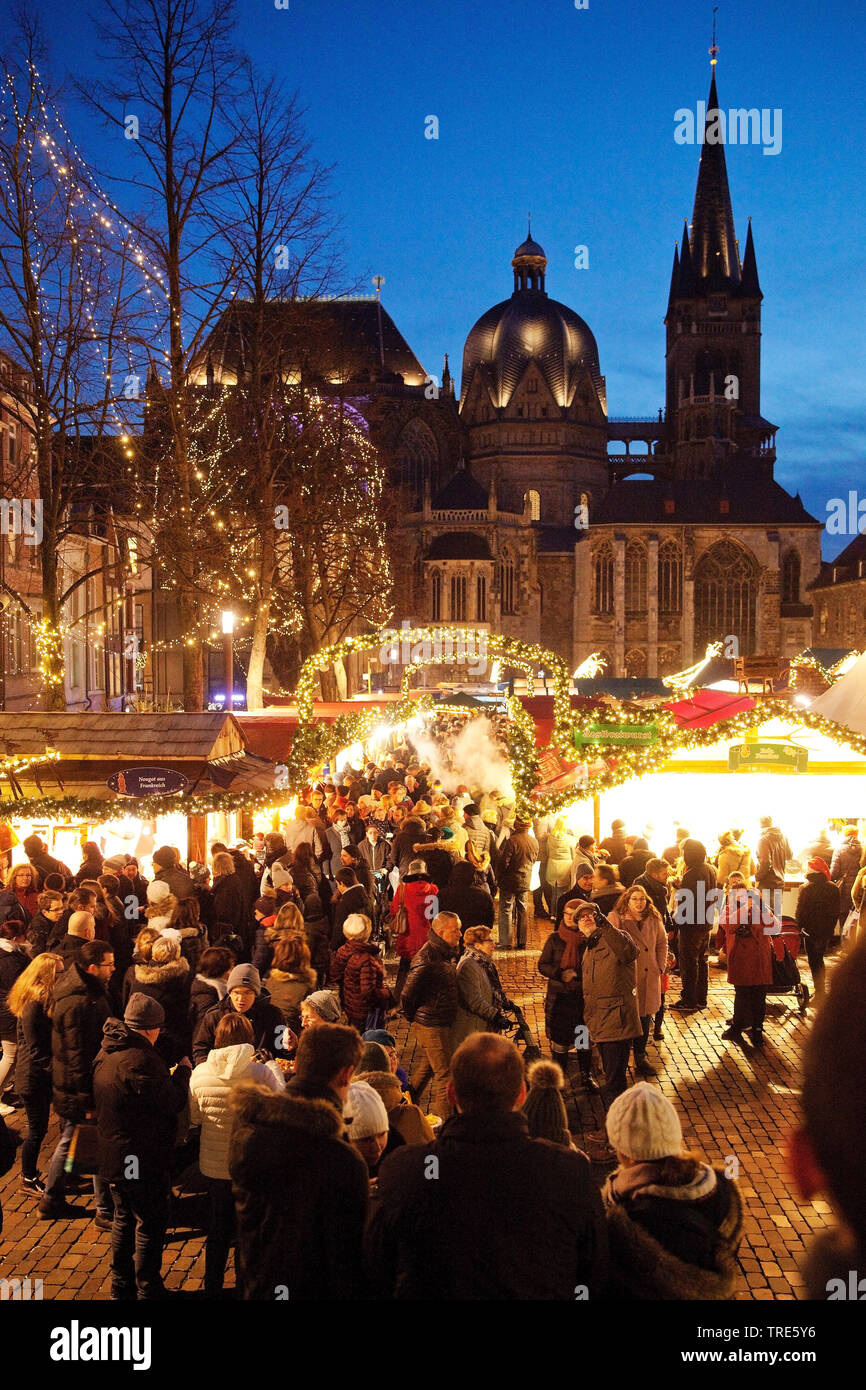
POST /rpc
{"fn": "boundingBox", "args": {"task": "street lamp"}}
[221,610,235,709]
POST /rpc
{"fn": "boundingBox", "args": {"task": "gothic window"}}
[781,549,800,604]
[525,489,541,521]
[625,648,647,677]
[527,378,538,393]
[413,553,424,605]
[593,542,614,615]
[695,413,708,438]
[499,551,516,615]
[450,574,467,622]
[476,573,487,622]
[431,569,442,621]
[694,540,757,654]
[659,540,682,613]
[819,606,828,637]
[396,418,439,504]
[624,541,647,613]
[658,645,680,675]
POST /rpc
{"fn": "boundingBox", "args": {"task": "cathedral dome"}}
[460,232,606,414]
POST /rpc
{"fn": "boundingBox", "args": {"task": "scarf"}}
[557,921,582,972]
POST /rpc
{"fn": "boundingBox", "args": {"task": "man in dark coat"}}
[795,861,841,1000]
[401,913,461,1120]
[632,859,674,931]
[619,838,654,889]
[387,817,429,882]
[439,860,494,931]
[229,1024,368,1299]
[599,819,628,866]
[413,828,454,894]
[25,891,66,957]
[22,833,72,890]
[367,1033,608,1299]
[151,845,195,902]
[39,941,115,1221]
[755,816,792,899]
[670,839,717,1012]
[93,994,191,1300]
[329,869,372,950]
[496,818,539,949]
[192,964,293,1064]
[554,862,595,926]
[53,909,96,969]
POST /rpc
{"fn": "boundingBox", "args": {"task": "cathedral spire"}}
[740,218,761,297]
[667,242,680,310]
[689,68,741,289]
[677,219,695,295]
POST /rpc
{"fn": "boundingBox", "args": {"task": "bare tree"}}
[0,13,144,709]
[195,66,345,707]
[83,0,243,709]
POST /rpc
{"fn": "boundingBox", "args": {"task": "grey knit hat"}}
[227,965,261,996]
[304,990,342,1023]
[123,993,165,1030]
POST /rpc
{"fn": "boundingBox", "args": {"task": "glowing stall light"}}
[573,652,608,680]
[336,742,364,773]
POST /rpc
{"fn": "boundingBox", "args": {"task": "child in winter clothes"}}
[330,915,392,1031]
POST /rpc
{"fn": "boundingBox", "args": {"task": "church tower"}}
[661,68,776,480]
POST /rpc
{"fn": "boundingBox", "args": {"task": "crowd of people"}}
[0,755,862,1301]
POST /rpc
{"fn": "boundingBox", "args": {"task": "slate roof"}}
[809,533,866,589]
[432,468,489,511]
[196,298,428,388]
[592,477,817,526]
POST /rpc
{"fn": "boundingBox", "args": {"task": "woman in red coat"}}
[390,860,438,1004]
[718,871,776,1048]
[4,865,39,924]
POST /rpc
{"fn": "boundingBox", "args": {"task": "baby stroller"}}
[766,916,810,1015]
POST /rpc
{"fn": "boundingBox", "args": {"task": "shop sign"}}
[728,743,808,775]
[573,722,658,750]
[106,767,190,797]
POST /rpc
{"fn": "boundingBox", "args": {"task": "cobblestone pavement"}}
[0,911,833,1301]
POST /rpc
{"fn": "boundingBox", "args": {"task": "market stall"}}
[0,713,277,872]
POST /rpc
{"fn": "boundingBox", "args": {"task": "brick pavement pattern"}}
[0,910,834,1301]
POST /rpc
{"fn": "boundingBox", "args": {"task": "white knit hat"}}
[342,913,371,940]
[344,1081,389,1140]
[146,880,172,905]
[605,1082,683,1161]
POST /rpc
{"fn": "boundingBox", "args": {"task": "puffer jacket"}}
[189,1042,284,1179]
[400,928,459,1028]
[391,874,438,960]
[716,840,754,886]
[192,990,291,1065]
[51,962,112,1122]
[580,917,641,1042]
[463,815,493,863]
[93,1018,191,1182]
[330,941,390,1026]
[544,831,577,889]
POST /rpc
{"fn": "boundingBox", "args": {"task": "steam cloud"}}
[411,715,514,802]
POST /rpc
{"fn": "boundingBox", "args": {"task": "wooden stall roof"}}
[0,713,245,762]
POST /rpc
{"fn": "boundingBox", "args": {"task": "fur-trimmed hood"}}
[602,1164,743,1300]
[229,1080,343,1141]
[134,957,190,985]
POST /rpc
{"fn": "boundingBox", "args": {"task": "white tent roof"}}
[811,649,866,735]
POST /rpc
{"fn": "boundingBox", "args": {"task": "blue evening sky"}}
[37,0,866,557]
